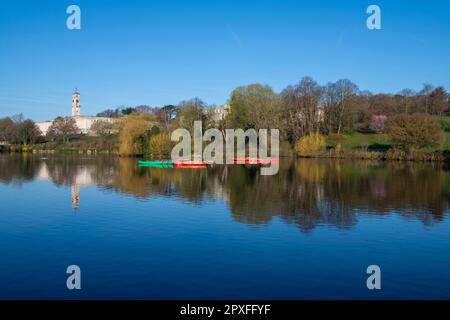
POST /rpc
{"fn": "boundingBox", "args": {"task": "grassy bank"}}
[5,135,120,154]
[332,131,450,152]
[2,123,449,162]
[37,136,118,153]
[317,130,450,161]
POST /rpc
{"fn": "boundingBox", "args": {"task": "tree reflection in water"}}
[0,154,449,232]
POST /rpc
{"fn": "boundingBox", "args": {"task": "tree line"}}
[1,76,449,154]
[0,114,42,145]
[224,77,449,142]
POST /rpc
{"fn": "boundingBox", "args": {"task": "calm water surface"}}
[0,154,449,299]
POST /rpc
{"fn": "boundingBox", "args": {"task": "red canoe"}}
[232,157,278,164]
[173,160,208,168]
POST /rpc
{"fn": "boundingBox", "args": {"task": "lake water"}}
[0,154,449,299]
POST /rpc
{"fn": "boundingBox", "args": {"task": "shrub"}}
[149,133,171,159]
[295,133,326,157]
[21,145,33,153]
[387,113,444,151]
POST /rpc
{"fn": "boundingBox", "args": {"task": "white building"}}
[207,104,231,123]
[37,92,115,135]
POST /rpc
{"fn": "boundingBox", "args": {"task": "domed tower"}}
[72,91,81,117]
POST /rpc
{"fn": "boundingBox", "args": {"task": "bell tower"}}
[72,91,81,116]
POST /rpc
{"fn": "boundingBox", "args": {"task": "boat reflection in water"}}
[1,154,449,232]
[1,154,450,299]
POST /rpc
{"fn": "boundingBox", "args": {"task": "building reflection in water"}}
[71,185,80,209]
[34,157,114,210]
[1,155,449,231]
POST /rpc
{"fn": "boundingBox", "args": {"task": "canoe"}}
[175,163,207,169]
[173,160,208,167]
[232,157,278,164]
[138,160,207,169]
[138,160,174,168]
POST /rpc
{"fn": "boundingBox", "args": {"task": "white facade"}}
[207,104,230,123]
[36,92,116,135]
[36,121,53,135]
[72,115,115,135]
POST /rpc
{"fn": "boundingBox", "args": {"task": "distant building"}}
[37,92,115,135]
[207,104,231,123]
[72,91,81,116]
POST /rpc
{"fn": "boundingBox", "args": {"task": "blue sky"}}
[0,0,449,121]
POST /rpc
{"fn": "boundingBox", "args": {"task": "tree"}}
[0,117,41,145]
[228,84,282,133]
[97,109,119,118]
[399,89,415,114]
[367,93,397,115]
[156,105,177,132]
[387,114,444,150]
[135,105,154,114]
[149,133,171,159]
[369,115,388,133]
[448,93,450,115]
[429,86,448,115]
[323,79,359,134]
[117,113,156,156]
[175,98,207,134]
[419,83,435,113]
[0,117,15,142]
[121,107,135,116]
[281,77,322,141]
[11,113,24,124]
[17,119,42,145]
[90,120,113,136]
[47,117,79,142]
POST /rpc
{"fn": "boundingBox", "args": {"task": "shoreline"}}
[298,149,449,162]
[1,145,449,163]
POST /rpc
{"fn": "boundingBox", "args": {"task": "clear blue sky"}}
[1,0,449,121]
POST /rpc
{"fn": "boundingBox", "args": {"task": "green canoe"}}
[138,160,174,168]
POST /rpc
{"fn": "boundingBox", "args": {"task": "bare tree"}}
[429,86,448,115]
[322,79,358,134]
[399,89,415,114]
[156,105,177,132]
[419,83,435,113]
[281,77,323,141]
[18,119,42,145]
[90,120,113,136]
[47,117,79,142]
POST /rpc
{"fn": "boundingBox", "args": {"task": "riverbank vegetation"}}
[1,77,449,161]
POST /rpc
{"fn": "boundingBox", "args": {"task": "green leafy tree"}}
[228,84,282,131]
[175,98,207,134]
